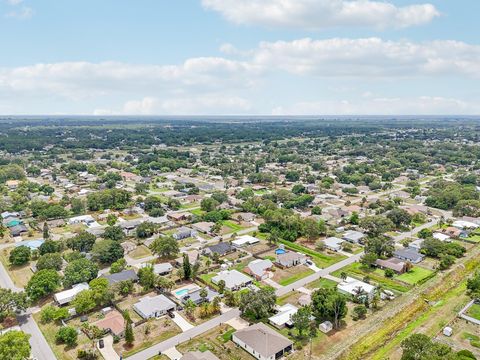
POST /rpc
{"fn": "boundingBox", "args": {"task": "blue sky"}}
[1,0,479,115]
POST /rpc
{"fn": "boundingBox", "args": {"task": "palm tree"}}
[184,299,196,319]
[340,272,348,281]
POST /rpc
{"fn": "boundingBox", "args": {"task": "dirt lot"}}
[272,265,314,286]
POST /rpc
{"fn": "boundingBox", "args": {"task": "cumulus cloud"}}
[0,58,258,99]
[251,38,480,78]
[202,0,439,30]
[272,96,480,115]
[5,5,33,19]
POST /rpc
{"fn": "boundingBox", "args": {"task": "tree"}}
[110,258,127,274]
[26,269,60,301]
[124,316,134,346]
[239,288,276,320]
[291,306,312,337]
[36,253,63,271]
[89,278,111,306]
[115,280,134,296]
[401,334,457,360]
[138,265,155,290]
[352,305,368,320]
[9,246,31,266]
[66,231,96,252]
[0,289,28,321]
[184,299,196,319]
[106,214,117,226]
[201,197,219,212]
[439,254,456,270]
[150,236,179,258]
[92,239,124,264]
[350,212,360,225]
[0,330,31,360]
[302,218,323,241]
[183,253,192,280]
[103,226,125,241]
[40,305,68,323]
[63,258,98,288]
[39,240,62,255]
[217,279,226,294]
[311,288,348,329]
[156,276,175,292]
[71,198,86,215]
[467,271,480,298]
[56,326,78,346]
[136,221,157,238]
[387,208,412,229]
[365,236,395,258]
[72,290,96,314]
[360,216,394,238]
[360,252,378,267]
[418,228,433,239]
[384,268,395,278]
[311,206,322,215]
[199,288,208,303]
[43,221,50,239]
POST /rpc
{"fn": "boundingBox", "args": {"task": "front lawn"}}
[396,266,435,285]
[274,266,315,286]
[466,303,480,321]
[0,248,33,287]
[128,245,152,259]
[221,220,245,233]
[306,277,338,290]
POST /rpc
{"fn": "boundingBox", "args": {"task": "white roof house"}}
[433,232,451,242]
[232,235,260,248]
[337,277,376,299]
[269,304,298,328]
[245,259,273,280]
[68,215,95,225]
[342,230,365,244]
[323,237,344,252]
[54,283,89,305]
[452,220,479,230]
[212,270,253,290]
[133,294,176,319]
[135,262,173,275]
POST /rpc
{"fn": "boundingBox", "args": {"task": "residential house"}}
[433,232,452,242]
[393,248,424,264]
[342,230,365,244]
[54,283,89,306]
[191,222,215,234]
[119,219,144,236]
[10,224,28,237]
[173,226,197,240]
[442,227,466,239]
[268,304,298,329]
[212,270,252,291]
[91,310,125,337]
[337,276,376,300]
[133,294,176,319]
[276,251,307,268]
[203,242,235,257]
[232,323,293,360]
[175,250,200,266]
[100,269,138,286]
[136,262,173,275]
[68,215,95,226]
[323,237,344,252]
[244,259,273,281]
[453,220,479,230]
[232,212,256,223]
[375,258,406,274]
[167,212,193,222]
[181,287,220,305]
[232,235,260,248]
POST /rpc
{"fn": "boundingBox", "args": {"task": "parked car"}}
[306,260,313,266]
[99,339,104,348]
[168,311,175,318]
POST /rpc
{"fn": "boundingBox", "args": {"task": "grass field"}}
[466,303,480,320]
[396,266,434,285]
[277,268,315,286]
[221,220,244,232]
[128,245,151,259]
[332,263,411,293]
[278,239,346,268]
[306,277,338,290]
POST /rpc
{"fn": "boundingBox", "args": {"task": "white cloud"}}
[6,0,24,5]
[202,0,439,30]
[94,95,251,115]
[5,5,33,19]
[0,58,258,99]
[251,38,480,77]
[272,96,480,115]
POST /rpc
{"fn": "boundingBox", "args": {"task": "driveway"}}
[97,335,119,360]
[263,278,282,289]
[307,263,322,272]
[225,317,249,330]
[171,311,194,331]
[163,347,183,360]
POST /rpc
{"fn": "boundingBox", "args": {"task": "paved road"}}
[0,257,57,359]
[126,308,241,360]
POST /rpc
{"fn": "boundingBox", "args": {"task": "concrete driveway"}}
[163,347,183,360]
[171,311,194,331]
[97,335,120,360]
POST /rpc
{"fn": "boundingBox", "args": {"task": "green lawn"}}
[467,235,480,243]
[190,208,205,216]
[278,268,315,286]
[278,239,346,268]
[332,262,411,293]
[466,303,480,320]
[396,266,435,285]
[222,220,244,232]
[306,277,338,290]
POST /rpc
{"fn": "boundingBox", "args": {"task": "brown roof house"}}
[92,310,125,337]
[375,258,407,274]
[232,323,293,360]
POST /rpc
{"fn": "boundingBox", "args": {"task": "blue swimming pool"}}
[275,248,286,255]
[175,288,189,296]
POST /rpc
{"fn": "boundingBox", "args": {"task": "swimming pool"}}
[275,248,286,255]
[175,288,189,297]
